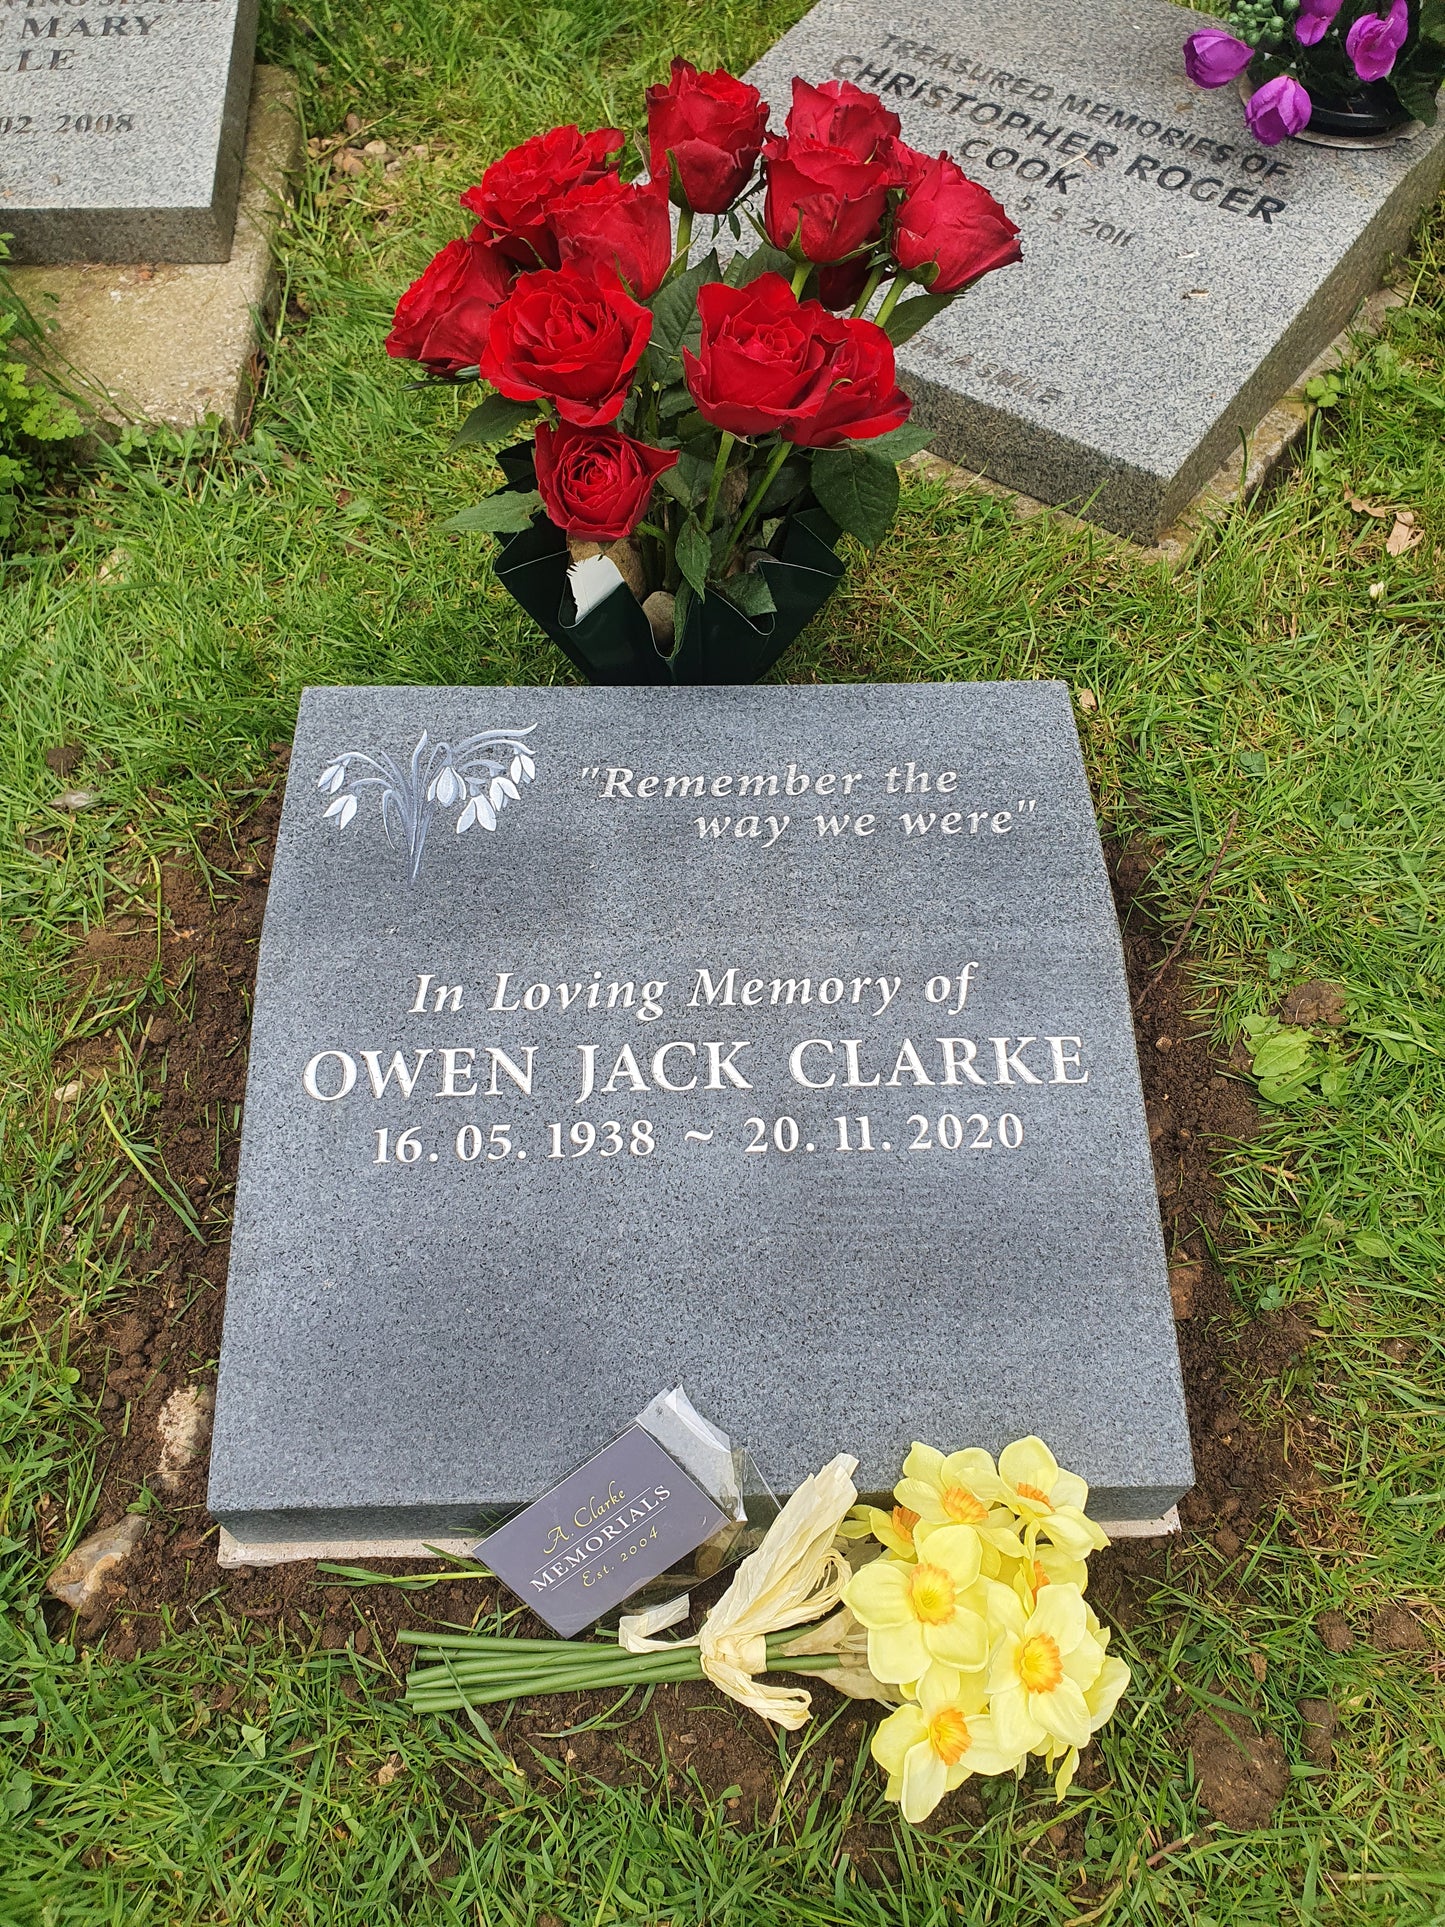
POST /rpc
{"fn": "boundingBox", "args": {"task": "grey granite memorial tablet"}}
[745,0,1445,539]
[479,1425,731,1636]
[208,682,1193,1544]
[0,0,258,263]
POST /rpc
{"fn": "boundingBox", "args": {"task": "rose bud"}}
[784,76,900,160]
[762,132,899,263]
[533,420,679,542]
[385,233,515,372]
[1293,0,1344,46]
[1243,73,1313,144]
[682,273,835,437]
[1182,28,1256,85]
[891,153,1022,295]
[1346,0,1409,81]
[816,255,874,310]
[479,263,652,427]
[461,123,625,267]
[646,58,769,213]
[551,175,673,300]
[783,316,912,449]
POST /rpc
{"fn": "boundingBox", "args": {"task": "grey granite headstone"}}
[746,0,1445,539]
[0,0,257,263]
[208,683,1193,1543]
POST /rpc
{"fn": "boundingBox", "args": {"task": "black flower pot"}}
[488,446,845,686]
[1304,78,1412,138]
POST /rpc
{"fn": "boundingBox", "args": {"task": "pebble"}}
[46,1515,149,1612]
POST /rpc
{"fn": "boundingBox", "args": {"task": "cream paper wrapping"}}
[618,1453,880,1729]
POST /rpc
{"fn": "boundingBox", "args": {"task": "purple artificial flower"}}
[1244,72,1314,142]
[1183,27,1257,86]
[1346,0,1410,80]
[1293,0,1344,46]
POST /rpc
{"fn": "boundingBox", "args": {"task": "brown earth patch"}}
[45,791,1312,1836]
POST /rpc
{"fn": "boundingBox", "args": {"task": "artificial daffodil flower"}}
[844,1522,990,1683]
[1001,1541,1091,1609]
[984,1579,1106,1754]
[1031,1639,1132,1798]
[870,1665,1025,1823]
[838,1502,921,1560]
[895,1444,1025,1549]
[996,1437,1110,1560]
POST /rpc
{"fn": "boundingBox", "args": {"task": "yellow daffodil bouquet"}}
[402,1435,1129,1828]
[839,1436,1131,1823]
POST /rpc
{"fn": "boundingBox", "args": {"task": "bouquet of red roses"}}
[386,63,1022,683]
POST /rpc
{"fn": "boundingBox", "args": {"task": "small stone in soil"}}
[1169,1262,1201,1319]
[46,1514,149,1612]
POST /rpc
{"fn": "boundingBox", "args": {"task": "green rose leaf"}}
[675,514,711,596]
[722,570,777,618]
[649,252,720,362]
[442,490,542,533]
[882,290,954,348]
[860,421,936,464]
[449,395,539,452]
[810,444,901,547]
[724,242,796,289]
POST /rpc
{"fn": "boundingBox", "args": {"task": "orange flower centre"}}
[1017,1632,1063,1694]
[928,1707,972,1767]
[907,1562,957,1626]
[940,1484,988,1526]
[1015,1481,1050,1505]
[891,1505,920,1546]
[1032,1561,1051,1591]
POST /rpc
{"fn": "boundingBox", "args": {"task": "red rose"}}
[646,58,769,213]
[533,420,679,542]
[892,152,1022,294]
[682,273,835,437]
[479,263,652,427]
[816,255,872,311]
[783,315,911,448]
[762,132,899,263]
[385,232,515,372]
[551,175,673,300]
[460,124,625,267]
[785,77,900,160]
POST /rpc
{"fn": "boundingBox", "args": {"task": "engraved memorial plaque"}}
[208,682,1194,1545]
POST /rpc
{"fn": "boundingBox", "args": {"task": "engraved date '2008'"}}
[0,112,137,135]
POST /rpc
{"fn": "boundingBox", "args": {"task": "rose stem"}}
[850,267,885,318]
[790,262,811,298]
[700,432,736,532]
[723,441,792,563]
[873,278,910,328]
[670,204,694,275]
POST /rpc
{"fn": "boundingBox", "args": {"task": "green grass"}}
[3,0,1445,1917]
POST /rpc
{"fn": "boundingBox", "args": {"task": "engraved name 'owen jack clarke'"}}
[207,683,1193,1546]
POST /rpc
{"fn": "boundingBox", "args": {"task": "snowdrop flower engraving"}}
[316,727,537,879]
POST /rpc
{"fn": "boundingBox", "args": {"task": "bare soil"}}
[49,762,1320,1844]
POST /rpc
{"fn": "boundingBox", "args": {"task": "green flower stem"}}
[873,277,909,328]
[790,261,811,298]
[669,204,694,277]
[850,267,885,318]
[724,441,792,564]
[406,1650,841,1713]
[700,431,736,533]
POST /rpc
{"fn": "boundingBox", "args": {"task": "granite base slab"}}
[745,0,1445,539]
[9,68,301,432]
